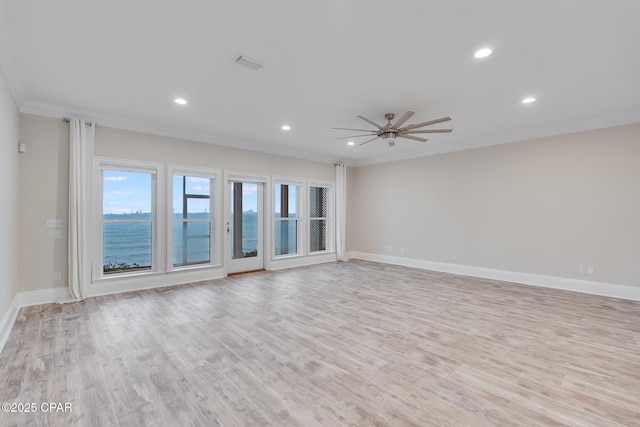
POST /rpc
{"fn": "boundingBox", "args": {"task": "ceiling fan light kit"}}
[333,111,453,147]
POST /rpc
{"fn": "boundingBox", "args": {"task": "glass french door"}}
[227,180,264,274]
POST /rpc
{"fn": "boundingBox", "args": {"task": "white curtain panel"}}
[68,118,95,301]
[335,163,348,262]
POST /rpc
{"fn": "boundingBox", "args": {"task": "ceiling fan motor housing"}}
[381,130,397,146]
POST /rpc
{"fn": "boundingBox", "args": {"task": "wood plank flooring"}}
[1,260,639,426]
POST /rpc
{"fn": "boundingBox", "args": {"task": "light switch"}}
[46,219,62,228]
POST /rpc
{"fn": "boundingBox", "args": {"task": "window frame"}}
[167,165,222,272]
[308,180,335,254]
[272,177,305,259]
[93,157,164,282]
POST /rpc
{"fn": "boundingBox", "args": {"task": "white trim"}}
[0,268,229,354]
[167,165,222,271]
[347,251,640,302]
[87,267,225,297]
[269,253,337,271]
[272,175,305,187]
[94,157,164,282]
[20,287,72,306]
[224,171,271,275]
[351,113,640,167]
[0,294,20,355]
[16,101,640,169]
[272,177,305,261]
[18,100,340,165]
[308,180,335,254]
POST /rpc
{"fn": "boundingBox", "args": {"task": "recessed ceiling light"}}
[522,97,536,104]
[474,48,492,59]
[281,125,291,131]
[347,141,355,146]
[174,98,187,105]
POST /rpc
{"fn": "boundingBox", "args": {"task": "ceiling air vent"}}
[235,55,263,70]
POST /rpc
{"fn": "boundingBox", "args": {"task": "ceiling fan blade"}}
[358,115,383,130]
[392,111,415,129]
[398,135,428,142]
[334,134,377,139]
[403,116,451,131]
[404,129,453,134]
[359,136,380,146]
[331,127,379,132]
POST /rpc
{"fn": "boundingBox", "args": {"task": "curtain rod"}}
[62,117,96,126]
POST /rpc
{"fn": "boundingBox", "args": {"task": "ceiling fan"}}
[333,111,452,146]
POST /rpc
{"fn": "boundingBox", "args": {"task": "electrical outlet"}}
[587,265,595,275]
[579,265,587,274]
[386,246,393,252]
[54,271,61,281]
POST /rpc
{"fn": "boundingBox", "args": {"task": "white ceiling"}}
[1,0,639,166]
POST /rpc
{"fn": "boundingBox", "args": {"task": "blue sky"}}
[103,171,278,215]
[103,170,151,214]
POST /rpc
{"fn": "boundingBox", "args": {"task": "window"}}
[172,175,214,267]
[309,184,332,253]
[101,168,156,275]
[274,183,299,256]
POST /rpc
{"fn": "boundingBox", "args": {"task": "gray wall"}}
[348,123,640,287]
[14,113,640,294]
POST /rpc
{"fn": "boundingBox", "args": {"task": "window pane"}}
[172,176,183,215]
[310,219,327,252]
[186,199,210,219]
[103,170,152,214]
[310,186,328,217]
[173,175,211,219]
[173,222,211,266]
[185,176,210,195]
[231,182,258,259]
[276,184,298,217]
[275,219,297,255]
[103,222,152,274]
[241,209,258,257]
[103,168,153,274]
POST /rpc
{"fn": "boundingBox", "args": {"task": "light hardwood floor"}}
[1,260,639,426]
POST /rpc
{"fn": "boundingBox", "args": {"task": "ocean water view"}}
[103,211,298,270]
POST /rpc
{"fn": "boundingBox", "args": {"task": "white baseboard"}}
[19,287,72,306]
[347,251,640,302]
[88,267,226,298]
[0,294,20,355]
[269,253,337,271]
[1,287,72,354]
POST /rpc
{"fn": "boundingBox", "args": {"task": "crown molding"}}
[15,97,640,170]
[17,98,640,169]
[19,100,349,165]
[353,110,640,167]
